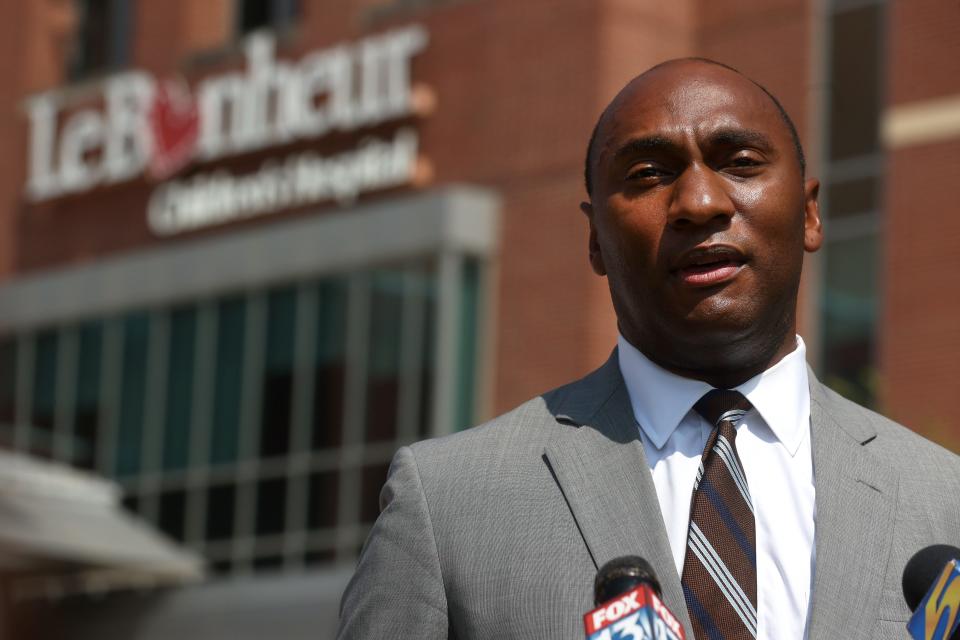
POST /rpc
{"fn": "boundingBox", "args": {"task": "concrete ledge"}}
[0,186,500,331]
[882,94,960,148]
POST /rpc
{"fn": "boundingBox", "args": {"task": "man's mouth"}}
[672,245,747,287]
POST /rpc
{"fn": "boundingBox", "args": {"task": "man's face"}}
[583,61,822,384]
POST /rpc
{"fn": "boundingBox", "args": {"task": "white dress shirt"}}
[617,334,815,640]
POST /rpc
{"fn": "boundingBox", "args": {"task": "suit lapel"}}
[806,377,899,639]
[542,353,694,636]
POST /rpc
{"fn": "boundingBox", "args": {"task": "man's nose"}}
[666,164,736,227]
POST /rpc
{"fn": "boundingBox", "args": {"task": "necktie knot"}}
[694,389,752,430]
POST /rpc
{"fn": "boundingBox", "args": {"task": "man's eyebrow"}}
[611,136,683,161]
[609,129,776,163]
[706,128,776,151]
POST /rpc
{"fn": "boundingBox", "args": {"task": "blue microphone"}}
[903,545,960,640]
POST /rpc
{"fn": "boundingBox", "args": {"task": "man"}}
[338,59,960,639]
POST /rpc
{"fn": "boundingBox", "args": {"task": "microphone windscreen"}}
[594,555,662,605]
[902,544,960,611]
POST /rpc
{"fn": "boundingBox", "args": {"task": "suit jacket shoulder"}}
[339,353,682,639]
[806,377,960,639]
[410,356,624,463]
[338,363,625,639]
[813,378,960,506]
[404,358,629,519]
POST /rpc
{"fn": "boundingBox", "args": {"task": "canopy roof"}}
[0,450,202,596]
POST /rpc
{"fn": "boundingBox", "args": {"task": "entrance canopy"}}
[0,450,201,596]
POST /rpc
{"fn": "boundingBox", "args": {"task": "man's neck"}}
[634,333,799,389]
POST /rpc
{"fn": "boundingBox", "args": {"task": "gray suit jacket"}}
[338,352,960,639]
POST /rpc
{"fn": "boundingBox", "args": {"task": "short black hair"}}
[583,58,806,197]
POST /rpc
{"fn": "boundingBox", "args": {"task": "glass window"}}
[210,559,233,575]
[73,322,103,470]
[311,279,347,451]
[360,462,391,524]
[260,287,296,458]
[252,554,284,571]
[69,0,132,80]
[396,266,436,441]
[116,312,149,477]
[30,330,59,457]
[828,5,884,161]
[822,235,879,407]
[418,277,436,440]
[210,297,245,465]
[365,272,404,443]
[307,470,338,530]
[0,256,484,576]
[826,177,880,219]
[455,260,480,431]
[821,1,886,409]
[237,0,300,36]
[163,307,197,471]
[206,484,236,541]
[255,476,286,536]
[0,339,17,446]
[159,490,187,541]
[122,493,140,515]
[305,549,335,566]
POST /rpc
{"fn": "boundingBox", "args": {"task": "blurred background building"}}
[0,0,957,637]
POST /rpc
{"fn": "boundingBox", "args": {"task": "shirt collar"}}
[617,334,810,456]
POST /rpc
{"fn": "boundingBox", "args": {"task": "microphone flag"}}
[583,583,685,640]
[907,558,960,640]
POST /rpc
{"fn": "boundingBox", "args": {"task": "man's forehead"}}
[582,58,806,195]
[600,60,779,142]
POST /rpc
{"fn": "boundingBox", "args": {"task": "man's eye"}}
[727,154,763,168]
[626,166,664,180]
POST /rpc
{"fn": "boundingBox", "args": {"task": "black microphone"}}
[584,556,685,639]
[594,555,663,605]
[903,545,960,640]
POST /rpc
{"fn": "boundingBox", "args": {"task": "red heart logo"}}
[147,78,199,181]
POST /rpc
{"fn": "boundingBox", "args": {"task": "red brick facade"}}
[880,0,960,448]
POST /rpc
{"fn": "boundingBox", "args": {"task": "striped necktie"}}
[681,389,757,640]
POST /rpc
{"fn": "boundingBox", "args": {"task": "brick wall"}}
[882,0,960,445]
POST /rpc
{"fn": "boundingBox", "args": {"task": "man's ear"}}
[802,178,823,253]
[580,201,606,276]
